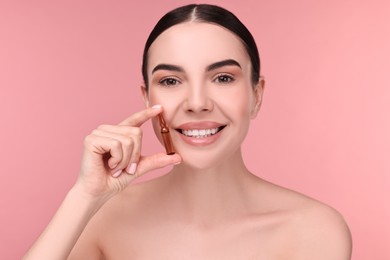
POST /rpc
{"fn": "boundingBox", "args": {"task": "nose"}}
[182,84,214,113]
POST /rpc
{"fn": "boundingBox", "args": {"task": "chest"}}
[99,219,295,259]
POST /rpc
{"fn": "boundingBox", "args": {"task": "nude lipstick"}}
[158,113,175,155]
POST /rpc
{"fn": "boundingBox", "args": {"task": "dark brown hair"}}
[142,4,260,90]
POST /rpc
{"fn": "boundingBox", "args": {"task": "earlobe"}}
[140,85,149,107]
[250,77,265,119]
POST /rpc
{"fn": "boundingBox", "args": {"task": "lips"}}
[174,121,227,146]
[178,126,226,138]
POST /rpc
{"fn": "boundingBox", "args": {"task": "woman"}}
[25,4,352,259]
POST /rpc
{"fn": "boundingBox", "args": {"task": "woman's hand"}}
[23,105,181,260]
[75,105,181,198]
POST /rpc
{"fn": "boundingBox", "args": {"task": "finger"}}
[94,126,143,175]
[135,153,182,177]
[96,124,141,135]
[91,129,135,173]
[118,105,162,127]
[84,134,124,170]
[125,129,142,175]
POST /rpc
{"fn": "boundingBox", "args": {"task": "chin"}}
[175,146,238,171]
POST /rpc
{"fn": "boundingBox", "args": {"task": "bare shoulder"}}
[257,180,352,259]
[68,176,168,259]
[293,197,352,259]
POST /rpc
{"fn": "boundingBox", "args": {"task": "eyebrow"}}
[152,64,184,74]
[206,59,241,71]
[151,59,242,74]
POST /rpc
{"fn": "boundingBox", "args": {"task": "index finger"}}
[119,105,162,127]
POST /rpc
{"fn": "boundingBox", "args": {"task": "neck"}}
[165,148,258,224]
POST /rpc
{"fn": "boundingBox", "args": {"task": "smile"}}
[177,126,226,138]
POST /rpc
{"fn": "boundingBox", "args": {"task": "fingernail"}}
[112,170,122,178]
[152,104,162,109]
[126,163,137,175]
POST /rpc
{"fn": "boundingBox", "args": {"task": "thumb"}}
[136,153,182,177]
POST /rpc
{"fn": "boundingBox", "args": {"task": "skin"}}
[24,22,352,260]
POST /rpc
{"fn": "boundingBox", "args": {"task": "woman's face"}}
[144,22,263,169]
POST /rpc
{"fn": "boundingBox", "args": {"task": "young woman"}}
[24,4,352,259]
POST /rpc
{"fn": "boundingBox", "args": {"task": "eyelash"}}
[214,73,235,84]
[157,73,235,87]
[158,77,181,87]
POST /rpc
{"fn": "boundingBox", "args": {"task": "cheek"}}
[148,89,180,128]
[148,89,180,108]
[218,87,253,117]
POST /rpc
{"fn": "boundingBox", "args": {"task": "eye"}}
[214,74,234,84]
[159,77,180,87]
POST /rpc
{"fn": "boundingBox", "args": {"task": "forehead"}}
[147,22,250,70]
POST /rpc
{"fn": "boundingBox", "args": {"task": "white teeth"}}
[182,127,220,138]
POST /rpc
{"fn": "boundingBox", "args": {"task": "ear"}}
[250,76,265,119]
[140,85,149,108]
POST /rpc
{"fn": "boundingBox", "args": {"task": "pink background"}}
[1,0,389,259]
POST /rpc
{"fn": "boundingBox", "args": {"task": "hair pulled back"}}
[142,4,260,89]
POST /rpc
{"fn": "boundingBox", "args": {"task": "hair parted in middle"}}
[141,4,261,90]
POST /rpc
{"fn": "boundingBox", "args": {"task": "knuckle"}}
[111,139,122,149]
[121,126,133,136]
[131,150,141,161]
[132,127,143,136]
[122,137,134,147]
